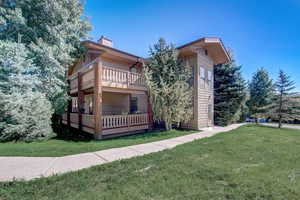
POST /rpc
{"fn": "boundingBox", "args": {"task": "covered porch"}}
[62,91,151,138]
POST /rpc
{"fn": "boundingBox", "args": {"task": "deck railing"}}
[70,113,79,124]
[82,114,95,128]
[103,66,146,87]
[102,114,149,129]
[68,60,146,93]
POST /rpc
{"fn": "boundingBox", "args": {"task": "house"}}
[62,36,230,139]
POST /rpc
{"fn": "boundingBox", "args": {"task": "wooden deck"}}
[68,60,147,94]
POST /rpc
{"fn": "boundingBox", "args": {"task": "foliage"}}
[144,38,193,130]
[248,68,274,119]
[0,91,54,142]
[265,70,300,128]
[0,0,91,114]
[214,61,247,126]
[0,41,53,142]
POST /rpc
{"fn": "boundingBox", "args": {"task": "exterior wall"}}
[182,49,214,130]
[196,49,214,128]
[102,57,131,71]
[102,92,130,115]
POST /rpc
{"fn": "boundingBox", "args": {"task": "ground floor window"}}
[208,104,213,121]
[71,97,78,113]
[84,95,93,115]
[130,96,138,113]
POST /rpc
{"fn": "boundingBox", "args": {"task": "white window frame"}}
[200,67,205,88]
[207,70,213,88]
[71,97,78,113]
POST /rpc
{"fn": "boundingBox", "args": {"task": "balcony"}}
[62,113,149,136]
[69,60,147,94]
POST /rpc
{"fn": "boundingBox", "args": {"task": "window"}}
[207,70,213,88]
[84,95,93,114]
[71,97,78,113]
[208,104,213,121]
[130,97,138,113]
[200,67,205,88]
[188,66,195,86]
[130,67,137,73]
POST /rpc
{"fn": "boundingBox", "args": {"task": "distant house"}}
[62,36,230,139]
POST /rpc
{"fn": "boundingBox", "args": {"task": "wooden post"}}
[67,80,72,128]
[147,92,154,129]
[77,72,84,132]
[94,59,103,139]
[67,99,72,128]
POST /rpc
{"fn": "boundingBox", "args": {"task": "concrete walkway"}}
[263,123,300,130]
[0,124,244,182]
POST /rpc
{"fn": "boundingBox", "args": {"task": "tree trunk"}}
[278,92,283,129]
[278,115,282,128]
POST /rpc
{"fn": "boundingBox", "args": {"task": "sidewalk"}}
[0,124,244,182]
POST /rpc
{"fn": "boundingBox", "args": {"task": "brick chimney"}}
[98,36,113,48]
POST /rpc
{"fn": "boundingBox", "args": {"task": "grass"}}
[0,129,196,157]
[1,125,300,200]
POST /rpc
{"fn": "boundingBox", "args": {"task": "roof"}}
[177,37,231,64]
[82,40,142,61]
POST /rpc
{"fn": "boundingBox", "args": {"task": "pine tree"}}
[0,41,53,141]
[266,70,300,128]
[144,38,193,130]
[248,68,274,122]
[0,0,91,114]
[214,61,247,126]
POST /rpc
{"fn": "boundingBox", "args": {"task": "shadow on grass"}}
[53,126,192,143]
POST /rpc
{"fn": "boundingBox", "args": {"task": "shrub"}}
[0,91,54,142]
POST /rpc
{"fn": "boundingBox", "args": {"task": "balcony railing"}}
[62,113,149,135]
[102,114,148,129]
[102,66,146,88]
[68,60,147,94]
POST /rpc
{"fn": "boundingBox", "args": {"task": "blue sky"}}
[85,0,300,90]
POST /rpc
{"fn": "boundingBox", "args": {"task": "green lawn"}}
[1,125,300,200]
[0,129,196,157]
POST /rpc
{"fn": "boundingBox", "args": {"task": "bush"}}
[0,91,54,142]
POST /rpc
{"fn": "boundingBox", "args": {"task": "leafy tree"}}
[0,41,53,141]
[144,38,193,130]
[0,0,91,114]
[248,68,274,122]
[214,61,247,126]
[266,70,300,128]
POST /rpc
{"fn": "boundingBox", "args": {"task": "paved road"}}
[0,124,245,182]
[263,123,300,130]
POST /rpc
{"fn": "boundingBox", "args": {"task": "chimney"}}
[98,36,113,48]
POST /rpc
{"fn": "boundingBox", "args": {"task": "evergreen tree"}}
[144,38,193,130]
[0,0,91,114]
[248,68,274,121]
[266,70,300,128]
[214,61,247,126]
[0,41,53,141]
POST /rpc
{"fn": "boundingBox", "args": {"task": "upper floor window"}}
[207,70,213,88]
[130,67,137,73]
[200,67,205,88]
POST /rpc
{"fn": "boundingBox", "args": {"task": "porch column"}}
[147,92,154,129]
[94,59,103,139]
[67,80,72,128]
[78,72,84,132]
